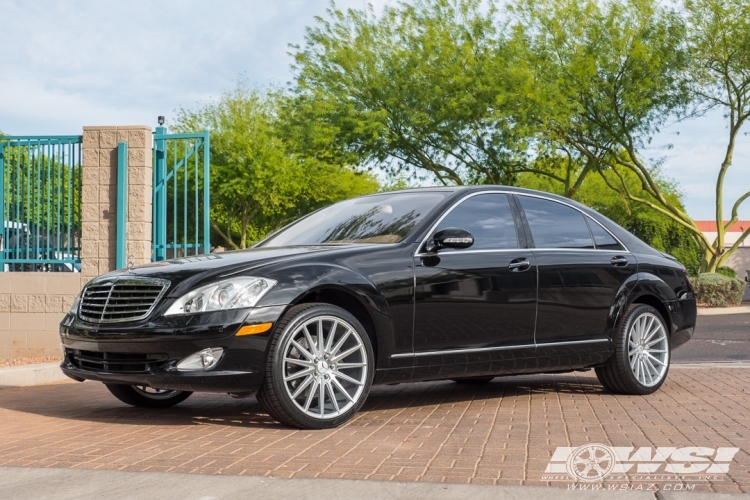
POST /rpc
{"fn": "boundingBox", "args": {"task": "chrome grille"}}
[78,277,170,323]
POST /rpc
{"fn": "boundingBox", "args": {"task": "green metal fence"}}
[152,128,210,261]
[0,136,82,272]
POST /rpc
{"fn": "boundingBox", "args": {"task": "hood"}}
[96,245,348,296]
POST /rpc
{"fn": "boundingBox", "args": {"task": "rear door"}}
[515,195,637,367]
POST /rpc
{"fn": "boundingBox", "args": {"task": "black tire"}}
[105,384,192,408]
[257,303,375,429]
[595,304,671,395]
[452,376,495,384]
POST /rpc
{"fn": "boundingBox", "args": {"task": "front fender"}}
[255,262,396,365]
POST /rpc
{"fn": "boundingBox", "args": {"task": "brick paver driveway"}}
[0,367,748,494]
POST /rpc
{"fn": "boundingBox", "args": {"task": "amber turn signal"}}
[236,323,273,336]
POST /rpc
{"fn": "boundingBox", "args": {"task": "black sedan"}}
[60,187,696,429]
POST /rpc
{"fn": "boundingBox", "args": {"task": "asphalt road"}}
[672,312,750,363]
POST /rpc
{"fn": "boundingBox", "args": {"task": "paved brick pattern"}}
[0,369,748,493]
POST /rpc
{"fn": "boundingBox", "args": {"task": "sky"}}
[0,0,748,222]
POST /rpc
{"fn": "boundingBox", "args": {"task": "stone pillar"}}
[81,126,152,279]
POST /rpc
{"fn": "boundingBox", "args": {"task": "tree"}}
[510,0,749,272]
[293,0,535,186]
[292,0,748,272]
[174,83,379,249]
[684,0,750,270]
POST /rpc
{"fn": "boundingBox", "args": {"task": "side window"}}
[587,220,624,250]
[518,196,594,249]
[435,194,518,250]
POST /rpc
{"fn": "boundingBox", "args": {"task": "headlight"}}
[164,277,277,316]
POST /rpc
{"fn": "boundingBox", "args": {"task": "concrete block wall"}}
[0,274,84,359]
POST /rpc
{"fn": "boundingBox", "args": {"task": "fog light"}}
[175,348,224,371]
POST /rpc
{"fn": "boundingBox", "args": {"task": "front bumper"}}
[59,305,286,393]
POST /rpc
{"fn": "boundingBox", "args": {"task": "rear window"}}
[518,196,594,249]
[587,220,624,250]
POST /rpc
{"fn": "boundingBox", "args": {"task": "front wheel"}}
[105,384,192,408]
[595,304,670,395]
[257,303,374,429]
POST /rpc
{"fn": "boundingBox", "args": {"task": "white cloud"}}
[651,110,750,221]
[1,0,747,221]
[0,0,388,134]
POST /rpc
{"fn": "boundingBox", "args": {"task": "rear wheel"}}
[105,384,192,408]
[595,304,670,395]
[257,303,374,429]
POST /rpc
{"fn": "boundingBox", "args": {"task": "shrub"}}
[716,266,737,278]
[693,273,745,307]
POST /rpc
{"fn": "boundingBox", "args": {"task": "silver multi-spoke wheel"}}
[627,312,669,387]
[596,304,671,395]
[132,386,184,400]
[282,315,368,420]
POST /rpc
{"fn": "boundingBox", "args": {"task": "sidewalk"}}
[697,305,750,316]
[0,368,747,494]
[0,466,741,500]
[0,362,69,389]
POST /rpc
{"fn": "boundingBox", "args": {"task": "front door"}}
[515,194,637,367]
[412,193,538,378]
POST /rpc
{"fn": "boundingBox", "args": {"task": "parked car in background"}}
[1,221,80,272]
[59,187,697,429]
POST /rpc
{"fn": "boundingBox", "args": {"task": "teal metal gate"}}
[152,128,210,261]
[0,136,82,272]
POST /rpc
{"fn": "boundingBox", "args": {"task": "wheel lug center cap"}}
[317,360,329,374]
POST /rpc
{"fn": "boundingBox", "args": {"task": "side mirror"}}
[426,227,474,253]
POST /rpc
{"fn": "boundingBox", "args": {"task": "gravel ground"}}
[0,357,62,369]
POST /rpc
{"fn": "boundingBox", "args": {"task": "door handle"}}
[508,258,531,272]
[611,256,628,267]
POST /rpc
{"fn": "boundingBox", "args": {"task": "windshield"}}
[260,192,449,246]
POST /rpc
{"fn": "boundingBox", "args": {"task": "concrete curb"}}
[672,362,750,369]
[0,465,743,500]
[697,305,750,316]
[0,362,69,389]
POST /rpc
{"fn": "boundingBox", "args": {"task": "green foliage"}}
[509,0,689,148]
[716,266,738,278]
[378,175,416,192]
[174,82,379,249]
[289,0,750,273]
[692,273,745,307]
[510,0,750,271]
[0,143,81,240]
[293,0,531,186]
[683,0,750,270]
